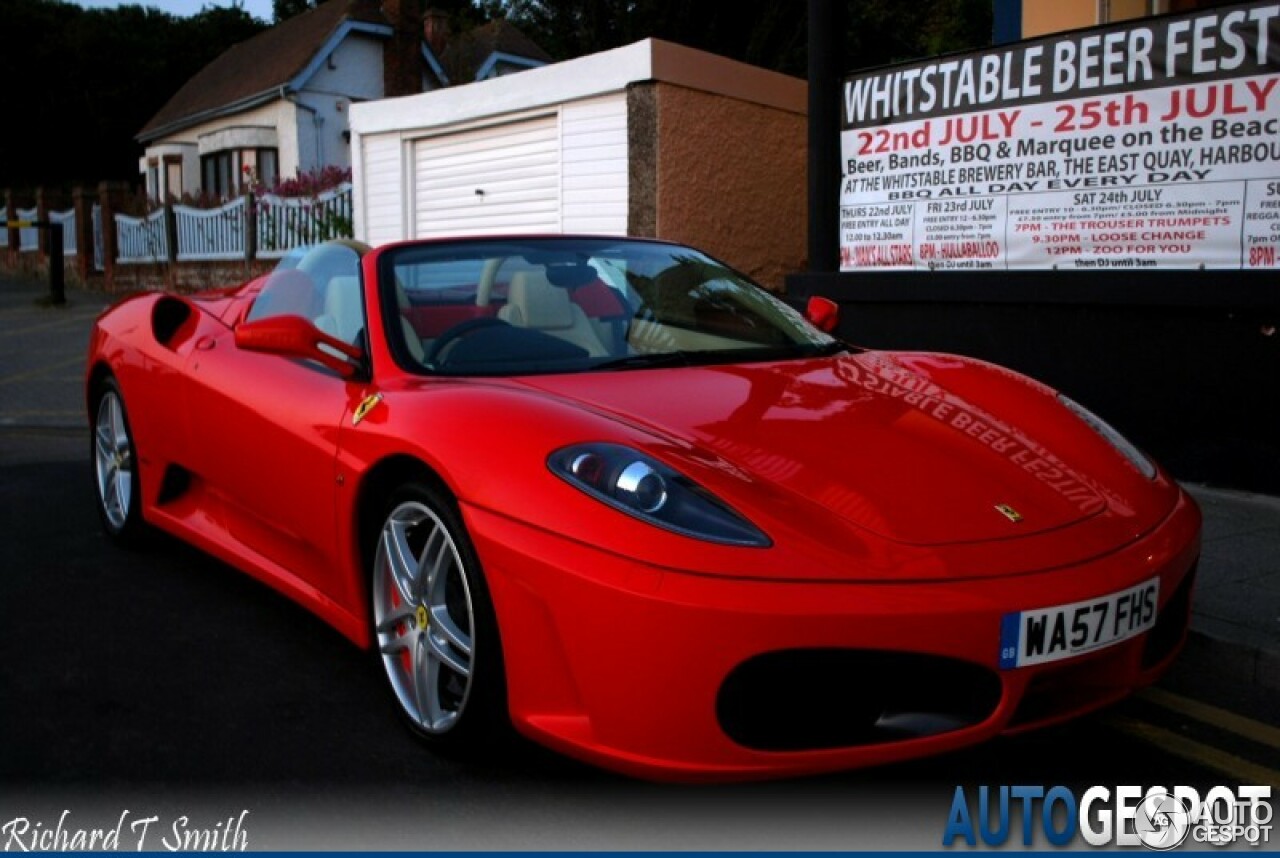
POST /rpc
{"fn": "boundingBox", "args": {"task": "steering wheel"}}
[474,257,506,307]
[425,317,510,367]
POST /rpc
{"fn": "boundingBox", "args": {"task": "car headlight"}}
[1058,394,1156,480]
[548,443,771,547]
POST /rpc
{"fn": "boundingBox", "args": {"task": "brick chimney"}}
[423,7,449,58]
[382,0,423,98]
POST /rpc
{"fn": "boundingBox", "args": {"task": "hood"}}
[513,351,1114,547]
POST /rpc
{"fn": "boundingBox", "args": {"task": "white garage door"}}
[413,115,561,237]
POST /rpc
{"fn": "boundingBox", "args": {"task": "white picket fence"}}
[257,185,353,259]
[117,183,352,263]
[49,209,76,255]
[174,198,246,262]
[10,207,77,255]
[116,209,169,264]
[8,184,352,267]
[16,207,37,252]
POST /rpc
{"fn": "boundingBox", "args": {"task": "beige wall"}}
[1023,0,1154,38]
[1108,0,1152,22]
[1023,0,1096,37]
[651,82,806,291]
[144,100,300,195]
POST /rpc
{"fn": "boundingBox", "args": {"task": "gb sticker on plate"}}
[999,577,1159,669]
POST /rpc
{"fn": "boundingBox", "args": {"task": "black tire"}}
[369,481,509,755]
[90,376,147,546]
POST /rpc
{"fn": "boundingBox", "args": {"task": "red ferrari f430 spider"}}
[87,237,1200,780]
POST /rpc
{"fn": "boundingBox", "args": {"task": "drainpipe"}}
[281,87,325,170]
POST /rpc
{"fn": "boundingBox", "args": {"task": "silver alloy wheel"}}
[94,390,133,531]
[373,500,475,734]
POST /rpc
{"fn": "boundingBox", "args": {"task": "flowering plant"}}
[247,165,351,198]
[251,166,354,250]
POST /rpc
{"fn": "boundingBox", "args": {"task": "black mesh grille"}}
[716,649,1001,752]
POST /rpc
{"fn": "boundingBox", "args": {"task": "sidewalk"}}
[2,269,1277,687]
[1180,484,1280,691]
[0,272,108,432]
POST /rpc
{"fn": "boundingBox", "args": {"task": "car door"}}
[183,250,364,596]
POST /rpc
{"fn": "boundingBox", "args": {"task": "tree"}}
[273,0,317,23]
[844,0,992,72]
[488,0,992,77]
[0,0,992,190]
[0,0,265,189]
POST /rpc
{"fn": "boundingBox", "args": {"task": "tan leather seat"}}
[315,275,425,364]
[394,279,426,363]
[498,270,608,357]
[311,275,367,368]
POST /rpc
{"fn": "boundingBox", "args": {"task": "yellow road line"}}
[1140,687,1280,752]
[0,355,84,386]
[1104,714,1280,789]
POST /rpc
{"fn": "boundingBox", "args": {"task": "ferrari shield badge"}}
[352,393,384,426]
[995,503,1023,523]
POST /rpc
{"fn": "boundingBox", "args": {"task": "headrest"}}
[324,275,363,342]
[506,271,574,330]
[325,276,360,314]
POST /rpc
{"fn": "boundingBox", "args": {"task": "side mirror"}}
[805,296,839,334]
[234,315,363,379]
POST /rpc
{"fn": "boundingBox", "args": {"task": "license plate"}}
[999,578,1159,669]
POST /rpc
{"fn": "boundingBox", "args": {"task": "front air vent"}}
[151,296,194,348]
[717,649,1001,751]
[156,464,193,504]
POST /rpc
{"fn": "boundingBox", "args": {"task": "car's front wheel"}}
[91,377,145,545]
[370,483,507,753]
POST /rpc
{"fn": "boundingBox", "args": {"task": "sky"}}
[67,0,275,22]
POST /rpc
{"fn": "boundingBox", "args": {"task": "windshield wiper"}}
[807,340,850,357]
[589,342,850,372]
[588,352,693,371]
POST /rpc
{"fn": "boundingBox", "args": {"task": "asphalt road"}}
[2,429,1277,850]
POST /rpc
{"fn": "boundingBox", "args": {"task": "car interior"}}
[247,243,812,375]
[393,259,634,370]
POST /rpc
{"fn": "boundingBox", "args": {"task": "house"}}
[135,0,550,201]
[422,14,552,89]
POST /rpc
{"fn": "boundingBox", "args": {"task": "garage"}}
[350,38,806,288]
[411,115,561,237]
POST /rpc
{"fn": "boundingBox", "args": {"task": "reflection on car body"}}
[86,236,1200,780]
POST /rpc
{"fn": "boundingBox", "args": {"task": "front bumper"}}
[466,490,1201,781]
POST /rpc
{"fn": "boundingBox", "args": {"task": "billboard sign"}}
[839,2,1280,271]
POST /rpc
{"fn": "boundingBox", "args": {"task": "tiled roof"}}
[138,0,390,141]
[440,18,553,83]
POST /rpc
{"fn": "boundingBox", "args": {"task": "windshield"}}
[381,238,836,376]
[246,242,367,346]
